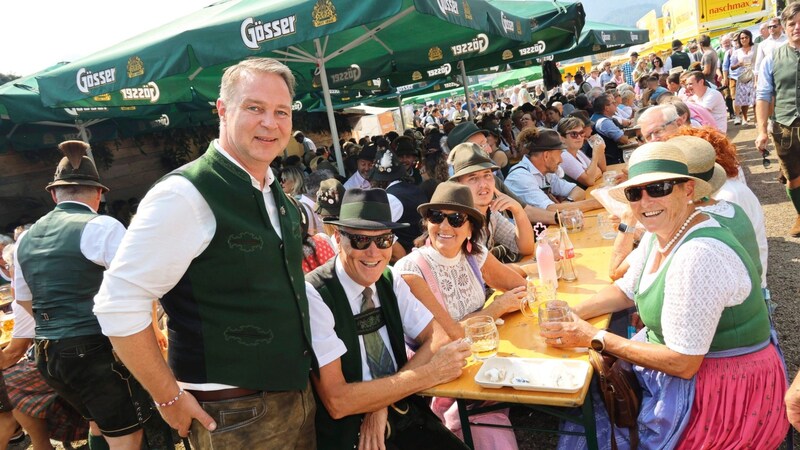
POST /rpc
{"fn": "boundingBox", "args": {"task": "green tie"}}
[360,287,394,378]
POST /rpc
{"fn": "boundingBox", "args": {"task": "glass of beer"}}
[1,314,14,335]
[464,315,499,361]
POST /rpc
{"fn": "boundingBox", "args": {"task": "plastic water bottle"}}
[536,234,558,290]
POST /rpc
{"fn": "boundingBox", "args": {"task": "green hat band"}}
[628,159,688,179]
[339,201,391,222]
[689,166,715,182]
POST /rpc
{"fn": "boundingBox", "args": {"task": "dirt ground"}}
[11,123,800,450]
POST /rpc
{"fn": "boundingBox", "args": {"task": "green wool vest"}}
[701,202,762,280]
[306,260,408,450]
[771,44,800,127]
[160,144,312,391]
[636,226,769,352]
[17,203,104,339]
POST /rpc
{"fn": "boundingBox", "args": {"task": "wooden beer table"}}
[421,212,616,450]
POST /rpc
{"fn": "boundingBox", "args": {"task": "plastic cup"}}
[603,170,620,187]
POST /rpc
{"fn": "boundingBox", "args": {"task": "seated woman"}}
[542,142,788,450]
[558,117,605,188]
[394,181,526,450]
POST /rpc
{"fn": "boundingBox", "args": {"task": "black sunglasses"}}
[624,180,687,202]
[426,209,469,228]
[339,230,394,250]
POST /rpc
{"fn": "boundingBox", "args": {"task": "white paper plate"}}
[474,357,590,393]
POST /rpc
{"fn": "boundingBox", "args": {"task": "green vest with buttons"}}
[160,143,312,391]
[306,260,408,450]
[635,226,770,352]
[17,202,105,339]
[771,43,800,127]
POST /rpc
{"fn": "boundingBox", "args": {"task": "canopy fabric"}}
[490,66,542,88]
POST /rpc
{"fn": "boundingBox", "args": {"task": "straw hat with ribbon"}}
[667,136,727,194]
[609,142,712,203]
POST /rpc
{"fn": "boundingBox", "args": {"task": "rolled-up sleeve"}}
[306,282,347,368]
[756,54,775,102]
[93,176,215,337]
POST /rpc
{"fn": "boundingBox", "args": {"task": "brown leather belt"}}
[188,388,261,402]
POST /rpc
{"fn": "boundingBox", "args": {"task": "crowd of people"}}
[0,6,799,450]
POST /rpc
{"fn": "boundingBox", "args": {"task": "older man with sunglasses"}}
[306,188,470,450]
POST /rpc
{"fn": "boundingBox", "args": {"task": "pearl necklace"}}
[657,210,702,253]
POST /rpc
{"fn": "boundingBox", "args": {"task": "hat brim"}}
[46,179,109,193]
[324,218,409,230]
[708,163,727,193]
[609,172,712,203]
[449,161,500,180]
[417,202,485,228]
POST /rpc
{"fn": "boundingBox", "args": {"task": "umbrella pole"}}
[397,95,406,131]
[315,39,345,177]
[459,61,471,119]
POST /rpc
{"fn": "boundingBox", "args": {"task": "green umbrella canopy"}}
[490,66,542,88]
[35,0,584,108]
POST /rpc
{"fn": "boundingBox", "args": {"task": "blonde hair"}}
[220,58,296,102]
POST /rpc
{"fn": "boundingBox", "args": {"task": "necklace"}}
[657,210,702,253]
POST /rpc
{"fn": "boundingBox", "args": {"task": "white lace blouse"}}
[614,219,752,355]
[394,245,488,321]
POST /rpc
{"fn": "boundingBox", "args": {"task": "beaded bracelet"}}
[157,389,184,407]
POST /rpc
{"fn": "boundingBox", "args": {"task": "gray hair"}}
[305,169,334,196]
[638,104,679,127]
[220,58,296,103]
[52,185,100,204]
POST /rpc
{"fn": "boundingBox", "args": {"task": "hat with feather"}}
[46,141,109,193]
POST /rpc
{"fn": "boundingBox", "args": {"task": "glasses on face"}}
[426,209,469,228]
[624,179,687,202]
[339,230,394,250]
[565,131,584,139]
[644,118,678,142]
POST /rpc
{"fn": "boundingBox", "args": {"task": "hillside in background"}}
[579,1,664,28]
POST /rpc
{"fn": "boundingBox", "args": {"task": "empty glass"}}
[560,209,584,233]
[597,213,618,240]
[464,316,499,360]
[623,148,635,164]
[603,170,621,187]
[538,300,573,324]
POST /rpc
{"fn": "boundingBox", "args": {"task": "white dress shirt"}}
[343,171,371,190]
[307,258,433,381]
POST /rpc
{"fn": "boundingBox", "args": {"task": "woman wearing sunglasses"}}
[395,181,525,450]
[557,117,606,188]
[540,142,788,449]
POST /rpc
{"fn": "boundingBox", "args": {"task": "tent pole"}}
[397,95,406,131]
[315,38,345,177]
[459,61,472,119]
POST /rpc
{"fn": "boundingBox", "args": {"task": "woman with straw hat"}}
[540,142,788,449]
[395,181,525,450]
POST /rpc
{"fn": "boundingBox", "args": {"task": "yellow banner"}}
[662,0,699,36]
[636,10,660,43]
[699,0,766,23]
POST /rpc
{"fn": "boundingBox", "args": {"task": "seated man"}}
[449,142,535,263]
[590,93,630,164]
[505,128,601,212]
[306,188,470,450]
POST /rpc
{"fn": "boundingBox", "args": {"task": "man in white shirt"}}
[561,73,578,94]
[343,145,376,190]
[755,16,787,74]
[93,58,317,448]
[305,188,469,449]
[586,67,603,89]
[686,71,728,133]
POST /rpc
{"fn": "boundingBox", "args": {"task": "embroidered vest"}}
[160,144,312,391]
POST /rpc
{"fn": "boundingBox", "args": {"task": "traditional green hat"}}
[46,141,108,193]
[418,181,484,227]
[325,188,409,230]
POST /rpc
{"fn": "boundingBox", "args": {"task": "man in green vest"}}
[93,58,315,448]
[755,3,800,237]
[306,188,471,449]
[15,141,162,449]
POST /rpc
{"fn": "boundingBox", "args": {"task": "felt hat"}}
[46,141,109,193]
[358,145,377,162]
[315,178,346,218]
[368,149,404,182]
[609,142,713,202]
[519,128,566,153]
[667,136,727,193]
[446,121,489,149]
[418,181,484,227]
[448,143,499,180]
[393,136,418,157]
[671,39,683,50]
[565,72,573,78]
[325,188,409,230]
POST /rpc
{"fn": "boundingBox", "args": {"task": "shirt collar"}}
[213,139,275,191]
[334,256,378,307]
[59,201,97,213]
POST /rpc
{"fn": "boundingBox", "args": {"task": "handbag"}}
[588,349,642,450]
[738,66,754,84]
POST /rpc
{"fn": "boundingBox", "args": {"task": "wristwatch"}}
[590,330,608,353]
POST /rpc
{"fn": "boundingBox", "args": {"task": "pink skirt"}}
[677,344,789,450]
